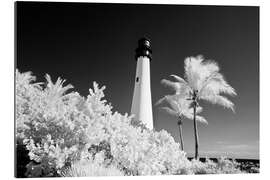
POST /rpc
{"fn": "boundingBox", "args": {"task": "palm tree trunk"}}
[177,118,184,151]
[193,102,199,159]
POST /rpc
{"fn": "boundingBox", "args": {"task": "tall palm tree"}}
[161,55,236,159]
[155,94,207,151]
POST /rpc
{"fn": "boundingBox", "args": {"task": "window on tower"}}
[136,77,139,82]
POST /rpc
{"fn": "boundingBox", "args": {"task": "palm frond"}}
[183,111,208,125]
[199,72,219,92]
[196,106,203,114]
[170,74,187,85]
[170,74,192,94]
[200,94,235,112]
[156,95,180,113]
[186,105,203,115]
[200,73,236,97]
[202,59,220,75]
[159,107,178,117]
[183,55,234,93]
[165,95,181,112]
[195,115,208,125]
[184,56,208,90]
[161,79,181,92]
[156,95,190,117]
[155,96,166,106]
[157,94,207,124]
[161,78,191,97]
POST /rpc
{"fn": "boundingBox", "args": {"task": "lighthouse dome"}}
[135,37,152,60]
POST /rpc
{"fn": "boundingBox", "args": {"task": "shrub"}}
[189,157,242,174]
[15,69,193,177]
[60,152,124,177]
[16,70,246,176]
[215,157,241,174]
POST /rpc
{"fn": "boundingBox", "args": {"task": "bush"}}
[189,157,242,174]
[215,157,241,174]
[15,70,246,176]
[61,152,124,177]
[15,69,193,177]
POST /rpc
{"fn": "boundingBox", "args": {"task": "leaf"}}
[160,79,181,92]
[155,96,166,106]
[196,115,208,125]
[159,107,178,117]
[184,112,208,125]
[199,73,236,97]
[201,94,235,112]
[170,74,187,85]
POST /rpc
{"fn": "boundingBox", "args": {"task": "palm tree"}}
[155,94,207,151]
[161,55,236,159]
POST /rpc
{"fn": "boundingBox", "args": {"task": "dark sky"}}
[16,2,259,159]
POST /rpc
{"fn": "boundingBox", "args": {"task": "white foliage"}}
[157,87,207,124]
[16,69,194,177]
[164,55,236,111]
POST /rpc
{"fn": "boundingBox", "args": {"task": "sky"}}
[16,2,259,159]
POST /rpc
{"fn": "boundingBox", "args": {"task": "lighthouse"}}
[131,37,154,130]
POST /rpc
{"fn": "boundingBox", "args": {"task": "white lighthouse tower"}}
[131,37,153,130]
